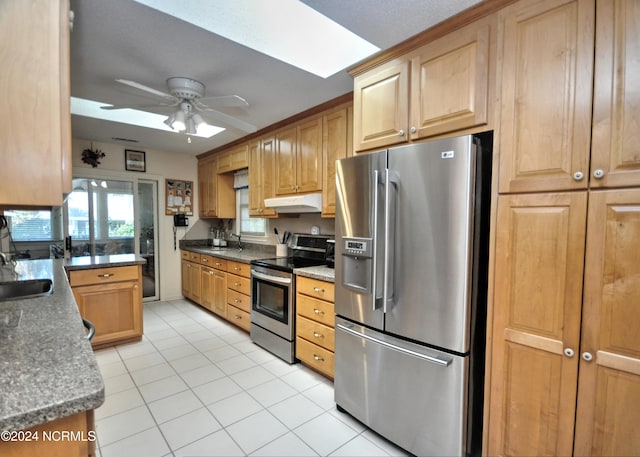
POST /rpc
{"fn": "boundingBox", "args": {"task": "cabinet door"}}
[189,263,201,302]
[590,0,640,189]
[197,159,209,217]
[488,192,587,456]
[212,269,227,318]
[573,189,640,456]
[353,58,409,151]
[249,138,277,217]
[275,126,298,195]
[206,157,218,217]
[322,105,352,217]
[181,260,191,298]
[73,280,142,347]
[0,0,71,206]
[410,21,490,139]
[200,267,214,311]
[497,0,595,193]
[296,117,323,193]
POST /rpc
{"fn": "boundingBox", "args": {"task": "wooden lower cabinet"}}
[226,260,251,332]
[69,265,143,350]
[0,410,96,457]
[487,189,640,456]
[295,276,335,379]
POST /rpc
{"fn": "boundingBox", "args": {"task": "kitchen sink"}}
[0,279,53,301]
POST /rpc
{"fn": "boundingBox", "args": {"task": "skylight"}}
[70,97,225,138]
[132,0,380,78]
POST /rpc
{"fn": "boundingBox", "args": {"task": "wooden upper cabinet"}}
[248,137,277,217]
[217,144,249,174]
[409,20,491,140]
[590,0,640,189]
[197,156,235,218]
[353,59,410,151]
[322,104,353,217]
[275,126,298,195]
[497,0,595,193]
[274,118,322,195]
[488,192,587,457]
[0,0,72,206]
[574,188,640,456]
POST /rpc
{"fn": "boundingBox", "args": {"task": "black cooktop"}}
[251,256,325,273]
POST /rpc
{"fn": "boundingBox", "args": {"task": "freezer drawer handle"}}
[337,323,452,367]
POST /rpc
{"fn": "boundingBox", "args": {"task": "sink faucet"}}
[231,233,242,251]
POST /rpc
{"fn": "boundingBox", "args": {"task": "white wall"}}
[72,138,199,300]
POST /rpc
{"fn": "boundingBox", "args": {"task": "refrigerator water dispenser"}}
[340,237,372,293]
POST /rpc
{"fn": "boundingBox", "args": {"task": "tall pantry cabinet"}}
[487,0,640,456]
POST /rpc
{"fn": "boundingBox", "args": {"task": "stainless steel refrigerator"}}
[334,133,492,457]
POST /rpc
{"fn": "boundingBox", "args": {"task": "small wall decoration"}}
[81,143,106,168]
[165,179,193,215]
[125,149,146,172]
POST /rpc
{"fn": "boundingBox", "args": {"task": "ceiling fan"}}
[101,77,257,134]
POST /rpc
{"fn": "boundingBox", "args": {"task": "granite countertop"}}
[182,246,275,264]
[0,259,104,432]
[294,265,335,283]
[64,253,146,271]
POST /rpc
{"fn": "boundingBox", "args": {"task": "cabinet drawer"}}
[227,304,250,332]
[227,260,250,278]
[69,265,139,286]
[200,254,216,266]
[189,252,201,262]
[227,289,250,313]
[227,274,251,295]
[296,276,334,301]
[181,250,190,260]
[211,257,227,270]
[296,336,334,379]
[296,293,335,328]
[297,315,335,352]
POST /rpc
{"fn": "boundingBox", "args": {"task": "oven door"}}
[251,268,294,340]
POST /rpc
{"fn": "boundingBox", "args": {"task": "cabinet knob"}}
[410,126,417,134]
[313,287,325,293]
[573,171,584,181]
[398,129,405,137]
[313,332,324,339]
[133,285,139,290]
[234,298,241,303]
[593,169,605,179]
[313,354,325,362]
[235,314,242,320]
[234,282,241,287]
[563,348,575,358]
[313,308,324,315]
[582,352,594,362]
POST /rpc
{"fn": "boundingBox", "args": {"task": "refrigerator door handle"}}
[371,169,381,312]
[383,169,399,312]
[337,323,453,367]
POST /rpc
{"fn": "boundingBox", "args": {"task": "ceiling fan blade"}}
[197,95,249,108]
[100,101,179,110]
[199,106,257,133]
[115,79,175,101]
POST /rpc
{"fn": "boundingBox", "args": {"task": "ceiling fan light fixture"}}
[191,113,206,129]
[173,109,186,131]
[163,113,176,128]
[186,117,197,135]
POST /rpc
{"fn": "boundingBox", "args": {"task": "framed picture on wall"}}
[125,149,146,172]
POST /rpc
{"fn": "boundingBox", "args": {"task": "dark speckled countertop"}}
[0,259,105,432]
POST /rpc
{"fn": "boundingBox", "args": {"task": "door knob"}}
[582,352,593,362]
[593,169,605,179]
[563,348,575,357]
[573,171,584,181]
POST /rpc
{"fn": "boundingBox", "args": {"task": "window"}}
[4,209,63,241]
[236,188,266,236]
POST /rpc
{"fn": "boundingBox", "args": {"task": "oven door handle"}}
[251,270,292,285]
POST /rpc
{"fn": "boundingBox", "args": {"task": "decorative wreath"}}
[81,143,106,168]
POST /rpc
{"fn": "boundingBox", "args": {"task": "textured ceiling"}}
[69,0,483,155]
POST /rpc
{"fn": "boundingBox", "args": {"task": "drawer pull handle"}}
[313,308,324,315]
[234,282,241,287]
[313,332,324,339]
[215,263,222,266]
[313,287,325,293]
[97,273,114,278]
[234,298,241,303]
[313,354,325,362]
[202,258,208,262]
[234,267,241,271]
[235,314,242,320]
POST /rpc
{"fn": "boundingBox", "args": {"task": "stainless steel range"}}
[250,234,330,363]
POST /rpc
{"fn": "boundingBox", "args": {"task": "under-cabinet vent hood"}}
[264,193,322,213]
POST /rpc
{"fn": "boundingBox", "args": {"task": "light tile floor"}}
[93,299,409,457]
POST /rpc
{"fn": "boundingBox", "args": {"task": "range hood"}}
[264,193,322,213]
